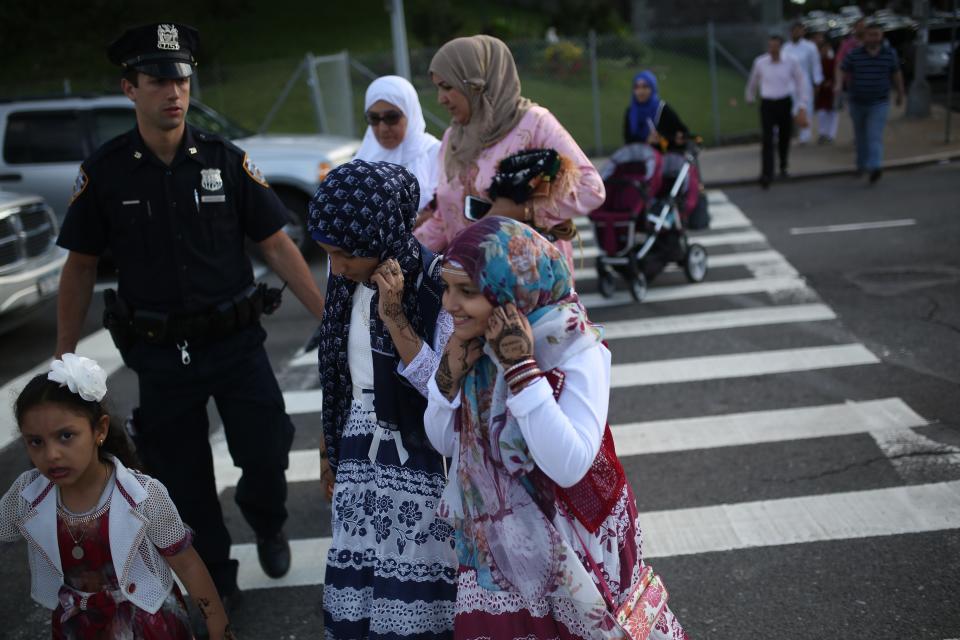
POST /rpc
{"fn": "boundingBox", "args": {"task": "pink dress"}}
[414,106,605,272]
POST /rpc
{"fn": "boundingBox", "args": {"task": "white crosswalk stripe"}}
[227,480,960,588]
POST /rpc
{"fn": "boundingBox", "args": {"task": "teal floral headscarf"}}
[440,218,610,629]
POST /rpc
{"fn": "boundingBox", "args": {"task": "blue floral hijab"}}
[626,70,662,141]
[440,218,609,624]
[308,159,441,470]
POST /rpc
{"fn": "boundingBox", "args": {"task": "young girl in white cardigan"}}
[1,354,235,639]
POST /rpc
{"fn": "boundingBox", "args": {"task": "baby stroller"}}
[589,143,708,301]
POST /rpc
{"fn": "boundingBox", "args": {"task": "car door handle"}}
[0,173,22,182]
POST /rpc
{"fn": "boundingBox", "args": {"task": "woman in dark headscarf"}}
[623,70,690,152]
[423,217,689,640]
[308,159,457,639]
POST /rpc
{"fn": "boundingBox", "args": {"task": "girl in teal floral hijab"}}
[426,217,689,639]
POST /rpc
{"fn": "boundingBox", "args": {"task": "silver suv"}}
[0,95,360,249]
[0,190,65,332]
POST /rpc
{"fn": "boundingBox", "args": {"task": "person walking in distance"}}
[745,34,810,189]
[54,23,327,612]
[782,21,823,144]
[813,31,839,144]
[837,21,905,183]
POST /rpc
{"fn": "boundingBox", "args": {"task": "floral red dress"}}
[52,496,192,640]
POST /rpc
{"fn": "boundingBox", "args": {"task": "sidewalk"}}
[698,103,960,187]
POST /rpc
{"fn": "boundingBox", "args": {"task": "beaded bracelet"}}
[508,367,544,394]
[504,358,537,377]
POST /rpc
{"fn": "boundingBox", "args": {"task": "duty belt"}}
[104,284,265,347]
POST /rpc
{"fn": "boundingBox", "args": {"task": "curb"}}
[705,151,960,188]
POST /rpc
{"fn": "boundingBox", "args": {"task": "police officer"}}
[55,23,326,604]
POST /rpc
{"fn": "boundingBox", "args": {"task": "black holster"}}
[102,288,136,352]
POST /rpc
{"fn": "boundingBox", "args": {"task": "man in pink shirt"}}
[746,35,810,189]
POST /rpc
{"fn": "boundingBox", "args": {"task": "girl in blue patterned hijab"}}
[307,159,457,639]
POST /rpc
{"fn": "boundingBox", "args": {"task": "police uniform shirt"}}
[58,125,288,313]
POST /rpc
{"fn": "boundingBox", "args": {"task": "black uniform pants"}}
[760,97,794,179]
[124,324,295,595]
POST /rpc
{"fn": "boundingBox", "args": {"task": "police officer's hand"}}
[371,259,407,329]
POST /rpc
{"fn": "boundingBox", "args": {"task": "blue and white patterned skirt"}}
[324,399,457,640]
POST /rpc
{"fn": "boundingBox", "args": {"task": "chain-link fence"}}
[7,21,956,150]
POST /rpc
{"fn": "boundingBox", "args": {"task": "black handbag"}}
[487,149,561,203]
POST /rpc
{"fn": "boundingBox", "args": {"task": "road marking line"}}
[573,250,790,282]
[789,219,916,235]
[690,230,768,246]
[286,302,833,370]
[612,398,927,455]
[234,536,333,591]
[576,229,767,260]
[577,276,808,309]
[610,344,879,387]
[601,303,836,340]
[283,389,323,415]
[215,397,925,491]
[229,480,960,587]
[870,428,960,483]
[573,202,749,233]
[1,330,122,450]
[642,480,960,559]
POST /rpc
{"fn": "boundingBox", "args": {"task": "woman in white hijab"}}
[355,75,442,212]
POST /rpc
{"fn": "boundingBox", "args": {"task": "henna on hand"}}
[487,305,533,367]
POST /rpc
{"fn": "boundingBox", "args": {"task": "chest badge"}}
[200,168,223,192]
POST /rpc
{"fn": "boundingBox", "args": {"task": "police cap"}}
[107,23,199,79]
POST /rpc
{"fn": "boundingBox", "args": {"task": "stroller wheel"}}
[684,243,708,282]
[629,271,648,302]
[597,267,617,298]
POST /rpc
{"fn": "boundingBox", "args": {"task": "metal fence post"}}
[946,0,957,143]
[305,53,328,134]
[707,22,721,145]
[588,30,603,157]
[338,52,356,137]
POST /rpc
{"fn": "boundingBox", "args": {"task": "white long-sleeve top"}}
[424,343,611,488]
[783,38,824,88]
[745,53,811,106]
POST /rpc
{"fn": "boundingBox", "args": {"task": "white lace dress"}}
[323,285,457,640]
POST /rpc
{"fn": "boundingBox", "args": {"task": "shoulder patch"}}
[242,153,270,188]
[69,167,89,204]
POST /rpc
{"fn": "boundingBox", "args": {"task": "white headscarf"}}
[354,76,441,211]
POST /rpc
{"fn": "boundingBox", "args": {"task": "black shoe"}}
[779,169,790,180]
[256,531,291,578]
[760,175,771,190]
[869,169,882,183]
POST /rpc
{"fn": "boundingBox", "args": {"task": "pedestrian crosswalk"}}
[5,188,957,635]
[209,188,960,598]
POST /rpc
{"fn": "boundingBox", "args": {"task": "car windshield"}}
[186,100,253,140]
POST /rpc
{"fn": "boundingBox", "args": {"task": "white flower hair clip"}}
[48,353,108,403]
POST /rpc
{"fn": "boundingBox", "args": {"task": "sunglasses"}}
[366,110,403,126]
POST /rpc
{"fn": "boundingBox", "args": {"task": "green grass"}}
[210,42,757,151]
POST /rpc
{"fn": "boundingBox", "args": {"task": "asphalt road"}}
[0,162,958,638]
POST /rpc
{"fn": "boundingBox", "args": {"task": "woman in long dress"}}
[308,159,457,639]
[423,216,689,640]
